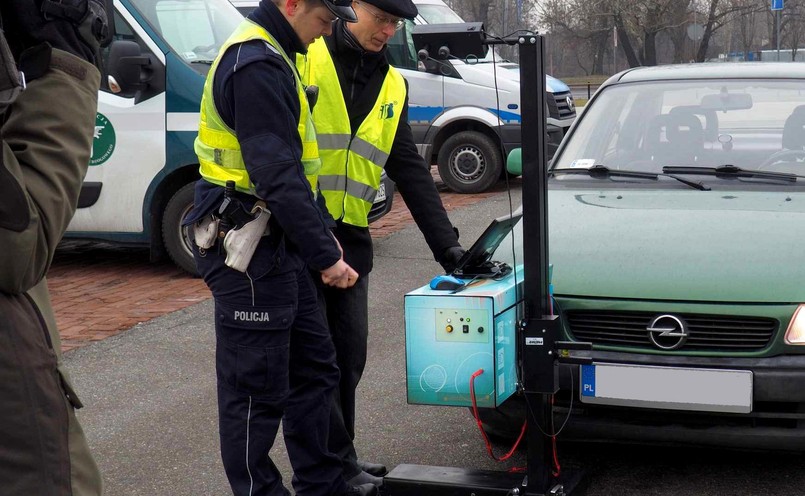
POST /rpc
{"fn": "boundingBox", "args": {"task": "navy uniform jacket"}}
[187,2,340,272]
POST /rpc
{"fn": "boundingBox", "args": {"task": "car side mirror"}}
[106,40,151,98]
[507,147,522,175]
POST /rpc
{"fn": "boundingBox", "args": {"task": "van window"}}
[386,20,417,70]
[129,0,242,65]
[416,4,465,24]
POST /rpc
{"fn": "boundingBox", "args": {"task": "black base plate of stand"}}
[384,464,587,496]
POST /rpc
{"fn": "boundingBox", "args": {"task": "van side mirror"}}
[106,40,151,98]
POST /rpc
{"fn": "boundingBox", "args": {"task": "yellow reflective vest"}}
[195,20,320,195]
[298,38,405,227]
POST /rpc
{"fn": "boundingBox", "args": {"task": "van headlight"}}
[784,305,805,344]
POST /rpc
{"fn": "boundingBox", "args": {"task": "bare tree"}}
[539,0,613,72]
[691,0,762,62]
[783,0,805,60]
[732,0,761,60]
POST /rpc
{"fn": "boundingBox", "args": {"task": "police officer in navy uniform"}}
[187,0,377,495]
[298,0,465,486]
[0,1,108,494]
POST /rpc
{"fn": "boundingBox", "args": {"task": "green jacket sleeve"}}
[0,49,100,294]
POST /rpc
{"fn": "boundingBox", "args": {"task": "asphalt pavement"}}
[66,186,805,495]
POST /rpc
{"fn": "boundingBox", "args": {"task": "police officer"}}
[298,0,466,486]
[187,0,377,495]
[0,1,108,494]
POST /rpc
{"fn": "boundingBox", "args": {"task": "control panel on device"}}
[435,308,490,343]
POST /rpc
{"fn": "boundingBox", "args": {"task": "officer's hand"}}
[321,259,359,288]
[439,245,466,273]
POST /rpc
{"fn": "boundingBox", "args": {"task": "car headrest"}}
[646,112,704,150]
[670,106,718,141]
[782,105,805,150]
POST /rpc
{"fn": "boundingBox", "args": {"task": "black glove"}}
[439,246,466,274]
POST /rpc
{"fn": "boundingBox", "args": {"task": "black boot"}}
[358,460,388,477]
[346,483,378,496]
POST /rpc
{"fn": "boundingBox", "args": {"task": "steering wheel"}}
[757,149,805,169]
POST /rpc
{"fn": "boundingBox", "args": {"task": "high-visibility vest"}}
[297,38,405,227]
[195,20,320,195]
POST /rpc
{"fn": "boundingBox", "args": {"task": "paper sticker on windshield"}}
[569,159,596,169]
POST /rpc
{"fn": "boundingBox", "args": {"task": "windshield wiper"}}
[551,164,658,180]
[551,164,710,190]
[663,165,803,183]
[191,60,214,65]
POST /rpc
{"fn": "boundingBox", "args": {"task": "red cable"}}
[550,395,561,477]
[470,370,562,477]
[469,369,527,462]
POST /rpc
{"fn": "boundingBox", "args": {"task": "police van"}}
[231,0,576,194]
[68,0,391,274]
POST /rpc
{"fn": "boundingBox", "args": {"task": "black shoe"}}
[358,460,388,477]
[348,470,383,487]
[346,483,378,496]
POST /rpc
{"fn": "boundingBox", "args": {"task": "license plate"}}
[580,363,752,413]
[374,183,386,203]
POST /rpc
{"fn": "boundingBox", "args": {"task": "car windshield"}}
[129,0,242,67]
[554,79,805,183]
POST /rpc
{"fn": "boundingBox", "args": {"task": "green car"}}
[485,63,805,450]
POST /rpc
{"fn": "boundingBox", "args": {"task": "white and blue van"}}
[67,0,391,274]
[232,0,576,193]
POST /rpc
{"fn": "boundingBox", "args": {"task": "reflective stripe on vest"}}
[297,38,405,227]
[195,20,320,195]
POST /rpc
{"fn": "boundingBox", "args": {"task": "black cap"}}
[361,0,418,20]
[322,0,358,22]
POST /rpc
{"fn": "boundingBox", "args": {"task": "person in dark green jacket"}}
[0,1,108,494]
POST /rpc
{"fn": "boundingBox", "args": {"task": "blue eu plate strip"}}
[581,364,596,397]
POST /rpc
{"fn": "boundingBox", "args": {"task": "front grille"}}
[566,310,777,351]
[547,91,576,120]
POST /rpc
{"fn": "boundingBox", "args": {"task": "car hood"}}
[549,188,805,303]
[453,61,568,93]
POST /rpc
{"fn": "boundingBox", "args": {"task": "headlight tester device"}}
[384,25,592,496]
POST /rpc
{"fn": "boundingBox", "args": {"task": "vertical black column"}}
[519,34,560,495]
[519,36,549,319]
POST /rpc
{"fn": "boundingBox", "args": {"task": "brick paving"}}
[48,175,521,352]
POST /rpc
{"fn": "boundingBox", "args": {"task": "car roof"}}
[603,62,805,87]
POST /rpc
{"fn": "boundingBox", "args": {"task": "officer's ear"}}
[285,0,301,16]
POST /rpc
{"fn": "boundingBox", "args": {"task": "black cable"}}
[489,33,522,375]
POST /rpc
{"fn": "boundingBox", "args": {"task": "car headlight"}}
[784,304,805,344]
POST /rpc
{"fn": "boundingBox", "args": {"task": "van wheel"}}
[437,131,502,194]
[162,183,199,276]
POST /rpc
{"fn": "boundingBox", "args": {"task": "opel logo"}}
[566,96,575,112]
[647,314,689,350]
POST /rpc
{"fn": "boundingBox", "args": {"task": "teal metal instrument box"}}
[404,268,523,408]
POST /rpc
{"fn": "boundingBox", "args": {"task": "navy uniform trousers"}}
[194,233,347,496]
